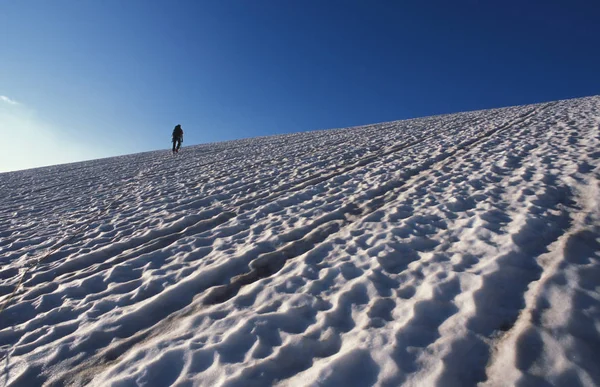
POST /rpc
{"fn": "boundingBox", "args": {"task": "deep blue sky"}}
[1,1,599,172]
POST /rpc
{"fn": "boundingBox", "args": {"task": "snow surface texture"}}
[1,96,599,387]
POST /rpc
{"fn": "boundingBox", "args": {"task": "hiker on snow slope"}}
[172,124,184,153]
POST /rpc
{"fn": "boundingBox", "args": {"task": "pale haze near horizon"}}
[0,97,106,173]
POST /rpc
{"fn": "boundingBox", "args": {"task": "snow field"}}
[0,96,599,386]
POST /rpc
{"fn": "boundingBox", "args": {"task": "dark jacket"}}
[172,125,184,140]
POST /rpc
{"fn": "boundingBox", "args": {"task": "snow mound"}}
[1,96,599,386]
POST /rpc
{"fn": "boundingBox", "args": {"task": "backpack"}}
[173,125,183,138]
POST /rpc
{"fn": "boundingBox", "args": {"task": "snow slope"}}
[1,96,599,386]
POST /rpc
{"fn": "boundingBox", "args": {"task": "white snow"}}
[1,96,599,386]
